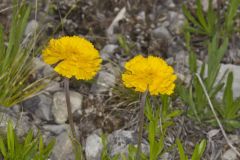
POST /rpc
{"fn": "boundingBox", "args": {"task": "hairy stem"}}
[137,89,148,159]
[64,78,77,139]
[196,73,240,157]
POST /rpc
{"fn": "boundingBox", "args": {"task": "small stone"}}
[43,124,69,135]
[168,11,185,34]
[229,135,240,145]
[108,130,149,157]
[23,94,53,121]
[207,129,220,139]
[51,132,74,160]
[152,26,171,40]
[52,91,83,124]
[216,64,240,99]
[91,71,116,93]
[165,0,175,8]
[136,11,146,21]
[222,149,237,160]
[35,94,53,121]
[44,80,61,93]
[25,20,38,36]
[160,152,170,160]
[33,58,54,77]
[0,112,37,137]
[201,0,218,12]
[85,133,103,160]
[100,44,118,60]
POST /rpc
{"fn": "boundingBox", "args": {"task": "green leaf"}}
[182,5,204,31]
[42,138,56,157]
[189,51,197,73]
[24,129,34,148]
[225,0,240,33]
[223,72,234,117]
[0,24,5,59]
[0,0,49,107]
[191,139,206,160]
[0,137,7,157]
[196,0,208,32]
[198,139,207,157]
[166,110,183,120]
[39,135,44,154]
[176,139,187,160]
[7,120,15,157]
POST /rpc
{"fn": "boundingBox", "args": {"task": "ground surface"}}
[0,0,240,160]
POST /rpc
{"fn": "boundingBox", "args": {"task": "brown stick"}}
[64,78,77,139]
[136,89,148,160]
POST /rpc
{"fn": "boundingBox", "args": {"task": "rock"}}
[168,11,185,34]
[136,11,146,22]
[51,132,74,160]
[100,44,118,60]
[107,7,126,37]
[44,80,61,93]
[222,149,237,160]
[165,0,175,8]
[91,71,116,94]
[160,152,170,160]
[216,64,240,99]
[85,133,103,160]
[35,94,53,121]
[33,58,54,77]
[52,91,83,124]
[25,20,38,36]
[229,135,240,145]
[0,112,37,137]
[23,94,53,121]
[152,26,171,40]
[43,124,69,135]
[108,130,149,157]
[201,0,218,12]
[207,129,220,139]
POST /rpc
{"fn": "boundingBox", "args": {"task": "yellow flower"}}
[122,55,176,95]
[42,36,102,80]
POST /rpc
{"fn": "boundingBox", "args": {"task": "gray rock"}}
[35,94,53,121]
[136,11,146,21]
[108,130,149,157]
[152,27,171,40]
[201,0,218,12]
[23,94,53,121]
[165,0,175,8]
[43,124,69,135]
[51,131,74,160]
[25,20,38,36]
[160,152,170,160]
[216,64,240,99]
[44,80,61,93]
[168,11,185,34]
[0,112,37,137]
[229,135,240,145]
[91,71,116,93]
[85,133,103,160]
[100,44,118,60]
[52,91,83,124]
[222,149,237,160]
[33,58,54,77]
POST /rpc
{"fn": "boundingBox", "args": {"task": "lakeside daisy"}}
[42,36,102,80]
[122,55,176,95]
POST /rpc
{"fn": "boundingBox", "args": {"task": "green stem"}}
[64,78,77,139]
[137,89,148,160]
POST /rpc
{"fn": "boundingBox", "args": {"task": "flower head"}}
[122,55,176,95]
[42,36,102,80]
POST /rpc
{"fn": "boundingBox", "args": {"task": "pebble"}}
[52,91,83,124]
